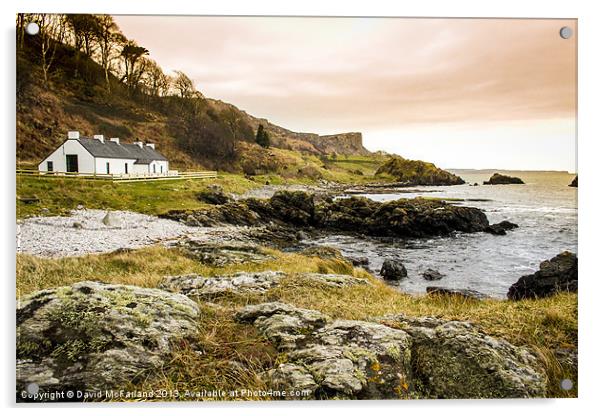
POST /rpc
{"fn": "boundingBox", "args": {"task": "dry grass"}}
[16,246,577,399]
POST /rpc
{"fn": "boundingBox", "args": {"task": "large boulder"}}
[380,259,408,281]
[507,251,578,300]
[16,281,199,396]
[384,315,547,398]
[316,197,490,237]
[176,238,274,266]
[160,271,368,299]
[160,271,285,299]
[483,173,525,185]
[235,303,414,399]
[235,303,547,399]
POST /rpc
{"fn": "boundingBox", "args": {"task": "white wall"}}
[149,160,169,174]
[94,157,137,175]
[38,139,95,173]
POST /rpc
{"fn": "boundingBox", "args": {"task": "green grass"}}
[17,246,577,399]
[15,173,265,218]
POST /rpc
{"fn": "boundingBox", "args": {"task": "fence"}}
[16,169,218,183]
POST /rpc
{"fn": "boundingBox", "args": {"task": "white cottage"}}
[38,131,169,176]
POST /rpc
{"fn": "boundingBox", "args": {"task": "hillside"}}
[17,30,368,172]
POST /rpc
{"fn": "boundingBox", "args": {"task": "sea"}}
[309,170,578,298]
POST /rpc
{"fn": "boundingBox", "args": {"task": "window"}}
[153,164,156,174]
[47,161,53,172]
[160,165,163,173]
[106,162,110,174]
[125,163,128,174]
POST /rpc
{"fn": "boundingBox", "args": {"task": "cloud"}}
[114,16,576,169]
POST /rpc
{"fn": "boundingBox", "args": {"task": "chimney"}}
[67,131,80,139]
[134,141,144,148]
[109,138,120,144]
[146,143,155,149]
[93,134,105,143]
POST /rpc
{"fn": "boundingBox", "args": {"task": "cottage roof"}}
[76,138,168,162]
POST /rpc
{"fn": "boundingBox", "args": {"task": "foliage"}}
[255,124,271,148]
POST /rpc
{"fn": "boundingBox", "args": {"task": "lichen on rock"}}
[17,281,200,395]
[235,302,547,399]
[384,314,547,398]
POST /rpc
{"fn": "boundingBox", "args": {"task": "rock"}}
[315,196,490,237]
[485,220,519,235]
[483,173,525,185]
[569,176,578,187]
[426,286,490,300]
[295,230,309,241]
[235,303,414,399]
[41,207,49,213]
[196,185,233,205]
[162,191,491,239]
[242,225,299,248]
[300,245,344,260]
[76,204,84,210]
[380,259,407,280]
[422,268,444,281]
[384,315,547,398]
[160,271,285,299]
[299,273,370,288]
[101,211,121,227]
[348,256,370,267]
[72,222,83,229]
[507,251,577,300]
[236,303,546,399]
[176,239,273,266]
[268,191,315,226]
[161,271,367,299]
[16,281,199,395]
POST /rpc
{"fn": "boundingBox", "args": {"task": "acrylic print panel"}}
[16,14,577,402]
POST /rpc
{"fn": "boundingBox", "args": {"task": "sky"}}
[114,16,577,171]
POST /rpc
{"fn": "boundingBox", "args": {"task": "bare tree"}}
[93,15,125,90]
[33,14,67,84]
[172,70,196,98]
[142,59,171,96]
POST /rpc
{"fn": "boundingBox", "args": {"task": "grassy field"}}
[16,154,390,219]
[17,246,578,399]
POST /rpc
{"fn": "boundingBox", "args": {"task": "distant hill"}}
[16,25,368,171]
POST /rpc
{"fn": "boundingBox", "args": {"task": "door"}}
[65,155,78,173]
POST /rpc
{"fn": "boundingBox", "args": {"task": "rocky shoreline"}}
[15,186,578,400]
[163,190,492,239]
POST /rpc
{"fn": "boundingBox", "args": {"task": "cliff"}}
[207,99,370,156]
